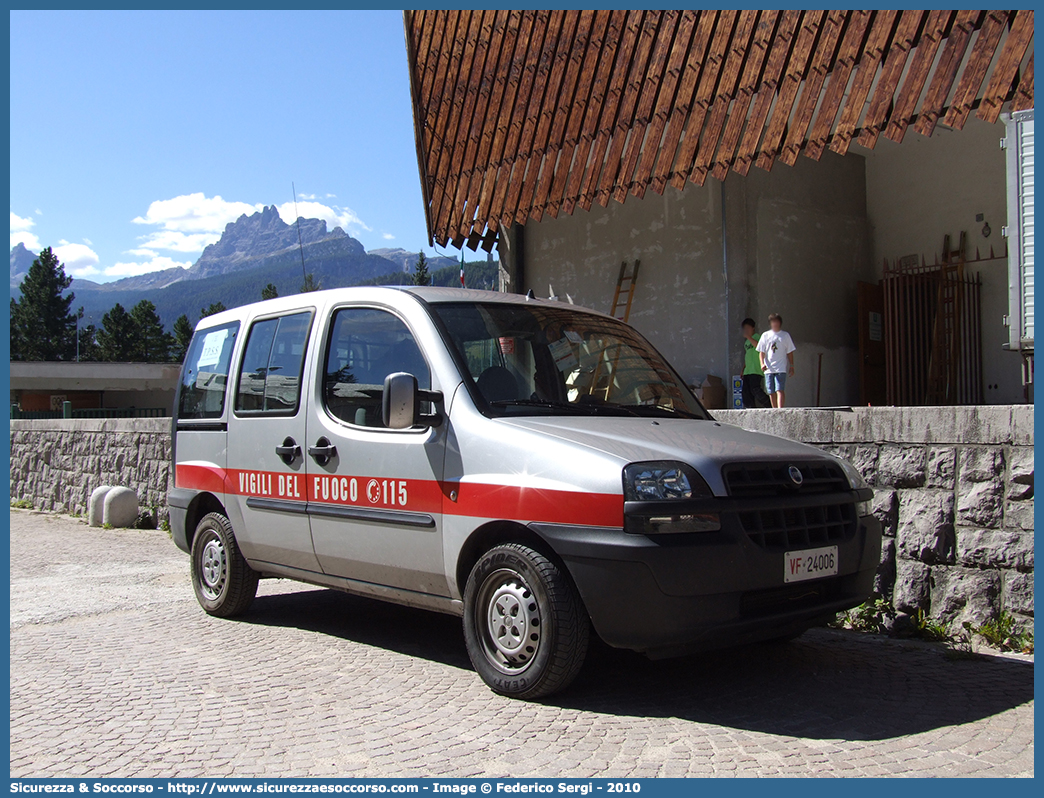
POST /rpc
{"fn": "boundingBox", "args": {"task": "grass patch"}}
[10,499,33,509]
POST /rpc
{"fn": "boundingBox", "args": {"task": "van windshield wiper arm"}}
[490,398,639,416]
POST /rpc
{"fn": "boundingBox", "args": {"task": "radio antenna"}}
[292,182,307,284]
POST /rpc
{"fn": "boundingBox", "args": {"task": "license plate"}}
[784,545,838,583]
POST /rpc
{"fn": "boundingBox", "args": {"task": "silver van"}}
[169,287,881,699]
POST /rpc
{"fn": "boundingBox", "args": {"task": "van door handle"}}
[308,437,337,466]
[275,437,301,465]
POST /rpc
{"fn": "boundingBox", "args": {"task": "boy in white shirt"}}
[756,313,796,408]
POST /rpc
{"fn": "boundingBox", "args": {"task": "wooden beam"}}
[804,10,872,161]
[882,10,952,144]
[1011,52,1034,112]
[943,10,1009,129]
[755,10,824,172]
[733,9,801,176]
[831,10,899,156]
[779,10,846,166]
[612,10,682,203]
[630,10,699,199]
[649,10,720,194]
[914,9,981,138]
[856,10,925,149]
[978,10,1033,124]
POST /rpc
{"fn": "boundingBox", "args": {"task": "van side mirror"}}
[383,372,443,430]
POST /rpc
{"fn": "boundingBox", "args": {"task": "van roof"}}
[193,285,608,331]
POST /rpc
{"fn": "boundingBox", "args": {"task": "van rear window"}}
[177,321,240,420]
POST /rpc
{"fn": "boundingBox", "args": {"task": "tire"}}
[190,512,258,617]
[463,543,589,699]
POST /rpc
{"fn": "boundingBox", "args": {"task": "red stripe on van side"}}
[453,482,623,528]
[174,464,623,528]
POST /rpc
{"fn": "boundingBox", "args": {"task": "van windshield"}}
[429,302,709,420]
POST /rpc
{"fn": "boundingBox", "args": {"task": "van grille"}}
[723,461,848,497]
[737,502,857,551]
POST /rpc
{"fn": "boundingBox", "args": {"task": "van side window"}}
[323,307,431,428]
[235,311,313,415]
[178,322,240,420]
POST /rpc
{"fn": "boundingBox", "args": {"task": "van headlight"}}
[837,458,873,517]
[622,462,720,534]
[623,461,708,501]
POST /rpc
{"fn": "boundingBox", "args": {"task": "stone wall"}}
[10,418,172,524]
[9,407,1034,627]
[716,406,1034,629]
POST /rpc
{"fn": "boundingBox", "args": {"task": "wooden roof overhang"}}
[405,10,1034,249]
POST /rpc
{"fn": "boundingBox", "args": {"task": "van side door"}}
[306,305,448,596]
[226,308,319,572]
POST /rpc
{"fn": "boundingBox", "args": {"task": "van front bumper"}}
[530,511,882,657]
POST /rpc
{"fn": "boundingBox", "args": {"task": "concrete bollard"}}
[88,486,112,527]
[102,487,139,529]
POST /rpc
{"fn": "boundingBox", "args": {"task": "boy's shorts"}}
[765,372,787,393]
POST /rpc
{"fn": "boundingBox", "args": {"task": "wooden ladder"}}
[609,260,641,322]
[925,234,965,404]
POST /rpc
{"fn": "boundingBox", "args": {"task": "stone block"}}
[893,558,931,613]
[876,445,926,488]
[957,528,1034,570]
[925,447,956,489]
[1007,447,1034,500]
[1003,570,1034,616]
[961,406,1014,446]
[959,447,1004,483]
[874,538,896,597]
[102,487,139,529]
[896,489,955,564]
[871,489,898,536]
[930,566,1001,628]
[847,445,879,486]
[88,486,112,527]
[1010,404,1034,446]
[1004,499,1034,531]
[956,480,1003,528]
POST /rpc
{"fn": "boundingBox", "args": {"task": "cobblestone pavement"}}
[10,510,1034,778]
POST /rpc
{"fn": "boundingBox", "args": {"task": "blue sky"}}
[10,9,430,283]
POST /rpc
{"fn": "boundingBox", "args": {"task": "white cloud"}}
[276,200,370,234]
[132,192,263,254]
[298,193,318,200]
[53,242,100,277]
[34,209,42,216]
[58,238,70,245]
[83,238,92,246]
[104,255,192,278]
[382,233,395,240]
[10,211,41,250]
[126,247,158,258]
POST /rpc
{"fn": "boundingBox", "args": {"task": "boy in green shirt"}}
[741,318,770,408]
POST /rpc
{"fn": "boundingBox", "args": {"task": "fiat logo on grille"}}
[788,465,804,486]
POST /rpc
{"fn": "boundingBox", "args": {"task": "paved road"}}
[9,510,1034,778]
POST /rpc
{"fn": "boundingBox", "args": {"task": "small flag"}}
[460,249,466,288]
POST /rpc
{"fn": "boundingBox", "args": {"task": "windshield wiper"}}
[616,403,703,419]
[490,398,640,416]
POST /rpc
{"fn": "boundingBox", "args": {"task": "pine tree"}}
[10,247,77,360]
[200,302,227,319]
[129,300,174,361]
[261,283,278,300]
[97,303,137,361]
[77,323,101,362]
[172,314,194,362]
[300,273,320,293]
[413,251,431,286]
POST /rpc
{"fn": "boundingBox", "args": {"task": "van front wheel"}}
[190,512,258,617]
[463,543,589,699]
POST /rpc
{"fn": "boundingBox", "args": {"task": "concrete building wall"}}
[854,118,1023,403]
[522,150,872,406]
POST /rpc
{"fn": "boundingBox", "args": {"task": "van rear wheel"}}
[463,543,589,699]
[190,512,258,617]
